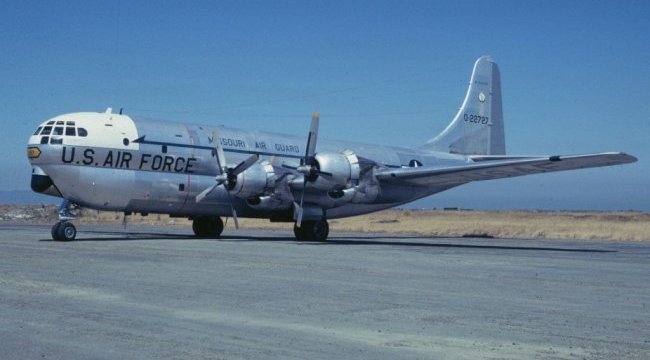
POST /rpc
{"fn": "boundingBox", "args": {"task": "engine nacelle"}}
[230,161,276,198]
[246,194,291,210]
[310,149,360,190]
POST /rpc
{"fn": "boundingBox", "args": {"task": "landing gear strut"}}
[294,219,329,241]
[51,199,77,241]
[192,216,224,238]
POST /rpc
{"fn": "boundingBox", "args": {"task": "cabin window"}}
[33,127,42,135]
[78,128,88,137]
[65,127,76,136]
[53,127,64,136]
[41,126,52,135]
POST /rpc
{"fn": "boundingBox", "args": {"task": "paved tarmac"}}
[0,223,649,359]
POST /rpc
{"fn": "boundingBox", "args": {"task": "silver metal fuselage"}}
[28,112,466,220]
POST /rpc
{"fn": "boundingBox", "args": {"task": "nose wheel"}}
[51,199,77,241]
[51,221,77,241]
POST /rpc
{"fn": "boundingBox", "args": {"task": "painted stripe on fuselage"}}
[133,135,307,160]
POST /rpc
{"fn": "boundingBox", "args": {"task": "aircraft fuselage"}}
[28,111,464,221]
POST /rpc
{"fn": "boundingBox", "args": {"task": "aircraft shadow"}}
[217,235,614,253]
[38,231,614,253]
[38,230,196,242]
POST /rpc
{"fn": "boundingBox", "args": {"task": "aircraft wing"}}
[375,152,637,187]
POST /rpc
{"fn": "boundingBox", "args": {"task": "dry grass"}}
[1,205,648,241]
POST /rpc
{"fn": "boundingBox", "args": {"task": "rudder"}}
[422,56,505,155]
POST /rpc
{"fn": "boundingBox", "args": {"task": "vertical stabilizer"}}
[422,56,505,155]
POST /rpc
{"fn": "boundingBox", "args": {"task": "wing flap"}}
[376,152,637,186]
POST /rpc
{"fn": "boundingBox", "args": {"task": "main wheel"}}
[192,216,224,238]
[309,220,329,241]
[293,224,307,241]
[55,222,76,241]
[295,220,329,241]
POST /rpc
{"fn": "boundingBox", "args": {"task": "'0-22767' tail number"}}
[464,113,489,125]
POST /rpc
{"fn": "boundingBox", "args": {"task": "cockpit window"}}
[56,121,64,125]
[78,128,88,137]
[41,126,52,135]
[33,127,42,135]
[65,127,76,136]
[66,121,75,126]
[53,127,64,136]
[46,121,55,125]
[50,137,63,145]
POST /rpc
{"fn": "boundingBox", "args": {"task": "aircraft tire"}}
[293,224,307,241]
[297,220,329,241]
[192,216,224,238]
[309,220,329,241]
[51,221,63,241]
[55,222,76,241]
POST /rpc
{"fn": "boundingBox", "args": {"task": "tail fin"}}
[422,56,505,155]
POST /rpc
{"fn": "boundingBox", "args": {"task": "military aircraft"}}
[27,56,637,241]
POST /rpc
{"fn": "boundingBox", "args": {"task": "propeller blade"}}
[231,154,259,176]
[195,183,218,203]
[296,176,307,226]
[231,207,239,229]
[216,146,227,172]
[295,201,304,226]
[210,130,227,172]
[225,190,239,229]
[306,112,319,160]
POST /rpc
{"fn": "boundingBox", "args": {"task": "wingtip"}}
[619,152,638,163]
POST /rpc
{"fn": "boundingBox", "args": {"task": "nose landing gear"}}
[51,221,77,241]
[51,199,77,241]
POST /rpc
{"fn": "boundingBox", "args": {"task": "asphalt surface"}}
[0,223,649,360]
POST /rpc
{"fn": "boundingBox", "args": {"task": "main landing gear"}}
[192,216,224,238]
[293,219,329,241]
[51,199,77,241]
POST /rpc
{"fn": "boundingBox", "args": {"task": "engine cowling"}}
[230,161,276,198]
[310,149,360,190]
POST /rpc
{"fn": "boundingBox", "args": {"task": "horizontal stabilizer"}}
[376,152,637,186]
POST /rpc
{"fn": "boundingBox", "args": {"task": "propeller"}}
[195,131,259,229]
[282,113,326,226]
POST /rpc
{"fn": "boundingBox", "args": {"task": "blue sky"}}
[1,0,648,210]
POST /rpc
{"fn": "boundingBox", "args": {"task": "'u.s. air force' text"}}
[61,147,197,173]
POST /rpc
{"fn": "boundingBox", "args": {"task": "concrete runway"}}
[1,223,649,359]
